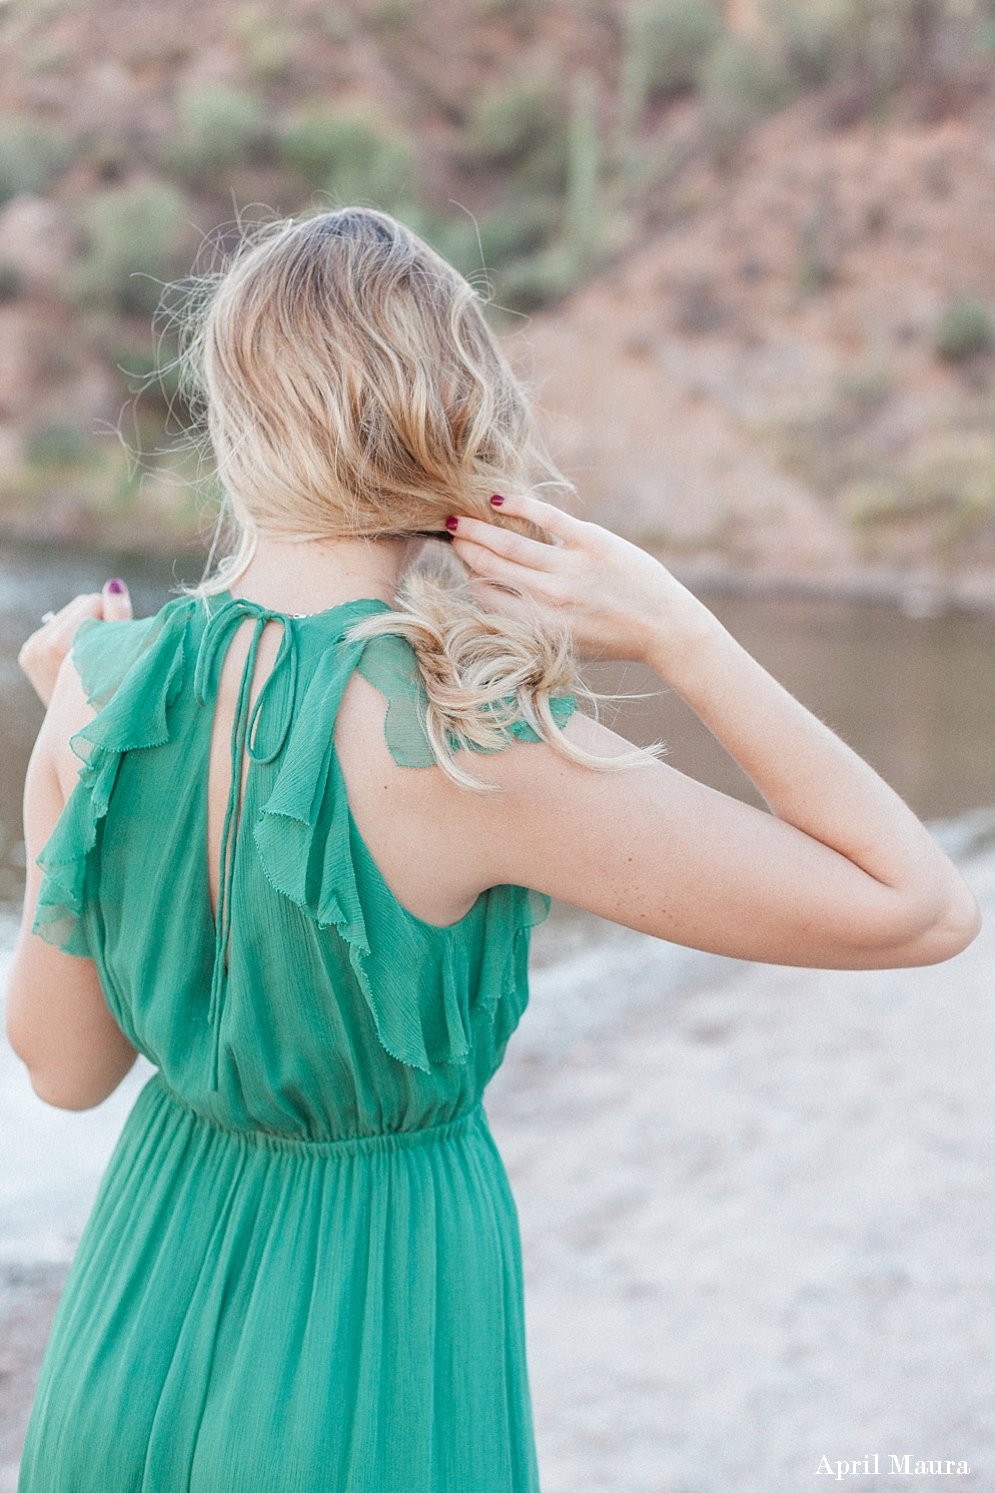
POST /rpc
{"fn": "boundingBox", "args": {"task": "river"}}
[3,544,994,907]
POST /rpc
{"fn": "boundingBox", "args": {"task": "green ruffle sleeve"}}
[355,632,577,768]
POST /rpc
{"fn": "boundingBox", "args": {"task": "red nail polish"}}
[107,578,125,594]
[490,494,505,506]
[445,516,458,532]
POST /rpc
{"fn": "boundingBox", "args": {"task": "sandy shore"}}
[2,844,993,1492]
[489,845,995,1492]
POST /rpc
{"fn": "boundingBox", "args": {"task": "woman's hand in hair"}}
[18,581,132,708]
[446,493,979,970]
[448,496,714,667]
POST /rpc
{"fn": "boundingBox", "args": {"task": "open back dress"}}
[18,592,575,1493]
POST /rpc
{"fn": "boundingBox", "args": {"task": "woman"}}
[7,209,979,1493]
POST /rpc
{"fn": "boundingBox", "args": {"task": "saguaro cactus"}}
[566,67,601,272]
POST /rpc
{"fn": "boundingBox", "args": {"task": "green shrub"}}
[490,84,606,311]
[370,0,415,29]
[639,0,722,98]
[0,118,73,207]
[476,196,559,266]
[72,182,190,317]
[472,0,540,17]
[762,0,848,87]
[279,108,413,209]
[0,264,21,302]
[25,422,90,468]
[112,334,185,406]
[701,32,794,155]
[933,299,995,362]
[838,366,892,409]
[459,66,566,188]
[618,0,720,155]
[773,0,984,98]
[842,437,995,543]
[322,5,356,41]
[407,214,483,277]
[168,84,271,186]
[410,194,558,282]
[233,4,295,82]
[493,240,583,311]
[908,444,995,523]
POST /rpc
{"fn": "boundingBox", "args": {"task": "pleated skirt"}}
[18,1076,539,1493]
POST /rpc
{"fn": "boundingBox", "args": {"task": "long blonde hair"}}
[178,208,649,787]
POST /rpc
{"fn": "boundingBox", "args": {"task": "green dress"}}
[19,593,575,1493]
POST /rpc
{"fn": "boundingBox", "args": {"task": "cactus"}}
[566,68,601,273]
[616,3,653,166]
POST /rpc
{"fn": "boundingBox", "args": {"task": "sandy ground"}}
[1,841,993,1492]
[490,847,995,1492]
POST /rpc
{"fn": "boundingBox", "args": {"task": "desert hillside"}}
[523,81,995,607]
[2,0,995,605]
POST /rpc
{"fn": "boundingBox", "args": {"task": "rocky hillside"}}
[2,0,995,605]
[523,80,995,608]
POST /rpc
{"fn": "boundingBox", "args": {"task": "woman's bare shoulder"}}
[335,669,660,924]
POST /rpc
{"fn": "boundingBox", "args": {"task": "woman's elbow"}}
[27,1064,127,1111]
[876,882,982,968]
[917,890,982,964]
[9,1016,137,1110]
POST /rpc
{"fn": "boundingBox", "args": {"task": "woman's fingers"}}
[17,579,132,708]
[450,533,556,593]
[454,494,701,665]
[489,492,586,543]
[449,513,560,572]
[448,497,591,595]
[18,593,102,707]
[100,577,132,621]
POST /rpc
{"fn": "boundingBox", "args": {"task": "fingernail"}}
[490,494,505,506]
[445,516,459,532]
[106,578,126,594]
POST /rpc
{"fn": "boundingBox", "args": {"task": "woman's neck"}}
[230,534,420,615]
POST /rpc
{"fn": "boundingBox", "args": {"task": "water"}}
[2,545,995,905]
[582,591,995,820]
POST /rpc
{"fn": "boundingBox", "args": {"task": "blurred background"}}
[1,1,995,1489]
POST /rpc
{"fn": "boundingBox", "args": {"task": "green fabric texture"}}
[354,629,576,766]
[20,592,577,1493]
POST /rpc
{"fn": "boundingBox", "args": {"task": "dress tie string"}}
[195,597,302,1090]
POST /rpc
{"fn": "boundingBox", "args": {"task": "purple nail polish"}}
[107,579,125,594]
[490,494,505,506]
[445,516,458,532]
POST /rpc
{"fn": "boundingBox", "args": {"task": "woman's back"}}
[19,589,557,1493]
[39,591,553,1135]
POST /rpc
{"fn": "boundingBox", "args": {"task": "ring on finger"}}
[41,611,56,624]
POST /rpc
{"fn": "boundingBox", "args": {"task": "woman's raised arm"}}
[444,496,980,969]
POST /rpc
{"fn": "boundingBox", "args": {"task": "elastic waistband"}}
[151,1077,484,1160]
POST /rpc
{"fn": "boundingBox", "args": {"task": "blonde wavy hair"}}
[178,208,648,787]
